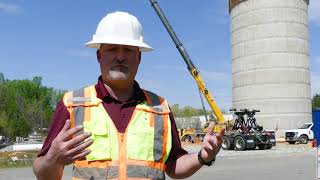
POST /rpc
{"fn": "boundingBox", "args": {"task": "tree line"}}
[170,104,218,118]
[0,73,64,139]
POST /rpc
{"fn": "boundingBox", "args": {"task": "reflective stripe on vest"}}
[143,90,171,163]
[145,91,164,162]
[63,85,172,180]
[73,165,164,179]
[73,165,118,179]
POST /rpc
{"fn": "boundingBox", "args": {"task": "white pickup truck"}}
[285,123,314,144]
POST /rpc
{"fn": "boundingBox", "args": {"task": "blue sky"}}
[0,0,319,111]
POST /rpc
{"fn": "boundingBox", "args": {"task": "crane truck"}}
[222,109,276,150]
[149,0,276,150]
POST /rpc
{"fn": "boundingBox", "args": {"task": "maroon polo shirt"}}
[38,77,187,163]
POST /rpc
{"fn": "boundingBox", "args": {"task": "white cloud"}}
[65,50,94,58]
[311,72,320,95]
[0,2,22,14]
[309,0,320,26]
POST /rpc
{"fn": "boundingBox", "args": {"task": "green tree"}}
[171,104,181,117]
[49,88,66,108]
[181,106,197,117]
[6,119,31,138]
[170,104,213,117]
[0,72,4,85]
[0,76,63,139]
[32,76,42,86]
[312,94,320,110]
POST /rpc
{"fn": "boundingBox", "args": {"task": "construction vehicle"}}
[178,128,196,143]
[178,115,216,143]
[222,109,276,151]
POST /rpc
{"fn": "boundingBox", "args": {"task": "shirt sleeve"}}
[37,100,70,157]
[165,109,188,164]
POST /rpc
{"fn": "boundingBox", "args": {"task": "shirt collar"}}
[95,76,146,103]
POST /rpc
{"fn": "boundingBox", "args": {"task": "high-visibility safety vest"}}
[63,85,172,180]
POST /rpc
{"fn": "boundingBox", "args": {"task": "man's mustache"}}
[111,60,129,69]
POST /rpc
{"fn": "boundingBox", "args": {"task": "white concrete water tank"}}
[229,0,311,136]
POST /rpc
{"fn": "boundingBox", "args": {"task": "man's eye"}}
[125,48,134,52]
[105,48,116,52]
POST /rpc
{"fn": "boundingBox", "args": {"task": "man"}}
[33,11,224,180]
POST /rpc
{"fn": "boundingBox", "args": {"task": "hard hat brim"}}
[85,38,153,52]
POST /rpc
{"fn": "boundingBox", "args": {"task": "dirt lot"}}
[0,151,37,168]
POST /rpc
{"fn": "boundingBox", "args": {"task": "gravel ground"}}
[0,143,316,180]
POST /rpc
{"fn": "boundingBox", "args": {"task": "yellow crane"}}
[149,0,225,132]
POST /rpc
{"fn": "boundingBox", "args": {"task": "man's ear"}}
[96,49,101,63]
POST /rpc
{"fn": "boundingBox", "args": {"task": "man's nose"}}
[115,48,126,61]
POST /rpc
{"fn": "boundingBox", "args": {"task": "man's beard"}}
[108,70,129,80]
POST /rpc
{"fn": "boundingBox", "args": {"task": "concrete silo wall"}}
[229,0,311,137]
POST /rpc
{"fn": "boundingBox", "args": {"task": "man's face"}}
[97,44,141,84]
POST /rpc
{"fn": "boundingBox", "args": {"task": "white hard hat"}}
[85,11,153,52]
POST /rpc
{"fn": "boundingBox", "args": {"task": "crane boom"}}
[149,0,225,130]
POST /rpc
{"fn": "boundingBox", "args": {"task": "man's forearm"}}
[165,153,203,179]
[33,156,64,180]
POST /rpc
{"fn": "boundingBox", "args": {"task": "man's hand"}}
[200,122,225,162]
[45,119,93,165]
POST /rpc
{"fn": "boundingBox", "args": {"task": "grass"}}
[0,151,38,168]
